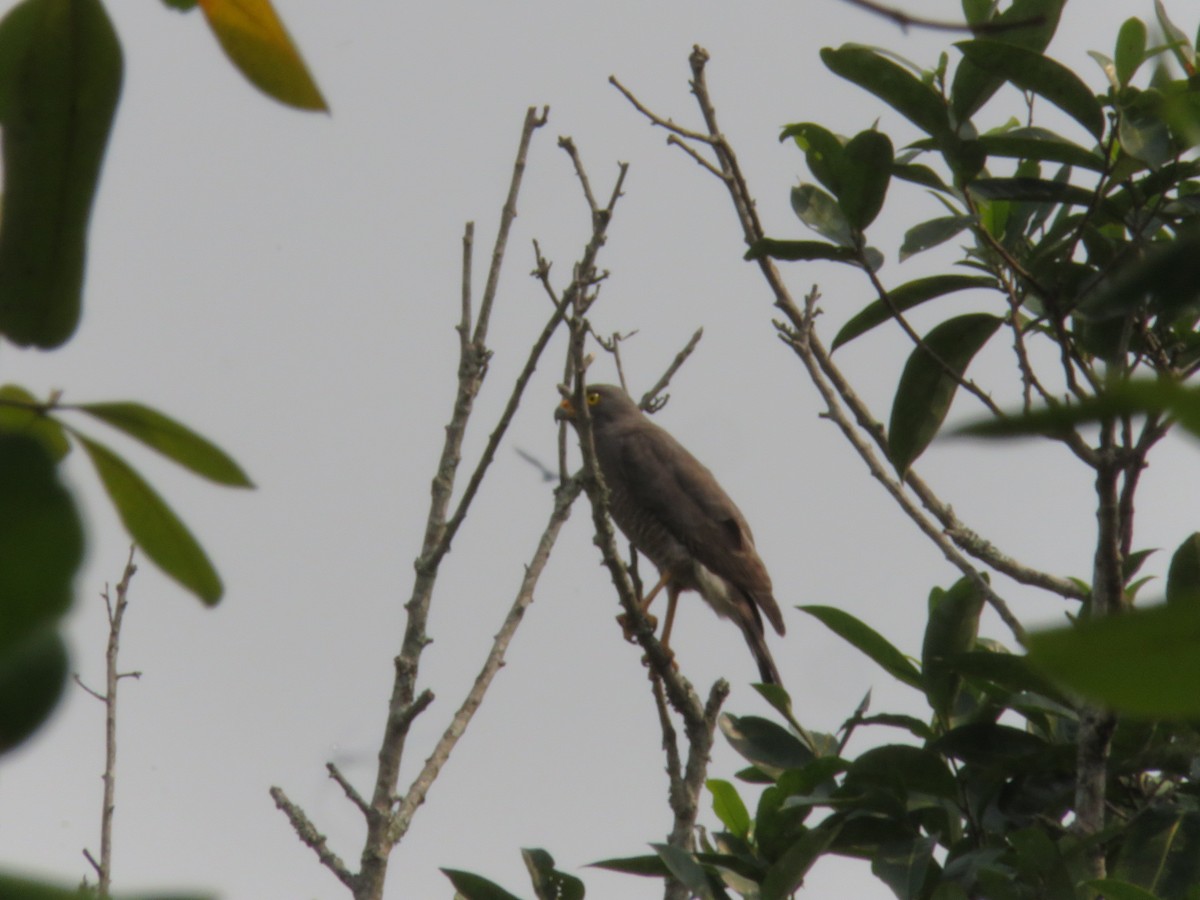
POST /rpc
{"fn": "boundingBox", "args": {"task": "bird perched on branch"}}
[556,383,785,684]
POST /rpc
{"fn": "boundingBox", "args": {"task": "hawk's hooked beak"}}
[554,397,577,422]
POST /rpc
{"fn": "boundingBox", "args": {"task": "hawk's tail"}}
[741,617,783,686]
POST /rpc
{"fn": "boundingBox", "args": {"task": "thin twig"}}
[388,479,583,845]
[666,134,726,179]
[590,326,638,394]
[270,786,357,890]
[607,76,714,144]
[778,295,1029,643]
[559,135,600,214]
[640,328,703,411]
[327,763,370,817]
[78,546,139,898]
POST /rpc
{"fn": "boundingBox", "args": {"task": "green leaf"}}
[1118,88,1173,168]
[872,836,937,900]
[76,434,223,605]
[892,161,950,192]
[1167,533,1200,606]
[931,721,1049,767]
[821,45,950,140]
[839,130,893,230]
[0,434,84,653]
[759,823,840,900]
[967,177,1097,206]
[0,626,66,754]
[887,313,1002,473]
[945,649,1068,704]
[956,40,1105,138]
[978,128,1105,170]
[0,0,123,348]
[1115,18,1148,86]
[587,854,669,877]
[1027,602,1200,717]
[0,385,69,459]
[1155,0,1195,73]
[858,713,934,741]
[1111,807,1200,896]
[899,215,976,262]
[76,401,253,487]
[832,274,994,350]
[719,714,814,774]
[923,578,985,722]
[930,884,971,900]
[197,0,328,111]
[745,238,859,265]
[707,780,751,838]
[781,122,845,195]
[844,745,958,800]
[1080,230,1200,320]
[790,184,853,246]
[751,681,795,722]
[1008,828,1075,896]
[651,844,727,900]
[1086,880,1164,900]
[799,605,921,687]
[949,0,1065,122]
[522,848,584,900]
[440,868,524,900]
[957,379,1200,442]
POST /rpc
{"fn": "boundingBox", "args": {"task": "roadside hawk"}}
[557,384,785,684]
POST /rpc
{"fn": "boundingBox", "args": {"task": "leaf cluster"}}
[752,0,1200,476]
[624,579,1200,900]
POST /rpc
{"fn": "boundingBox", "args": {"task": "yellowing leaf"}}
[198,0,327,112]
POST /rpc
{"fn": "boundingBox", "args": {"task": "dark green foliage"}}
[0,0,122,348]
[887,314,1001,474]
[0,433,81,754]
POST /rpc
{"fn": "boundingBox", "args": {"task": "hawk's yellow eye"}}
[587,392,601,406]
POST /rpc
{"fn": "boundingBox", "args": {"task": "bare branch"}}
[608,76,714,144]
[327,763,370,818]
[73,674,106,703]
[388,478,583,845]
[270,786,357,890]
[474,106,549,346]
[777,295,1029,644]
[83,848,103,881]
[269,107,560,900]
[559,135,601,214]
[639,328,703,411]
[79,546,139,898]
[666,134,725,179]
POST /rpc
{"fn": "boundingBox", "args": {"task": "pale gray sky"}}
[1,1,1194,898]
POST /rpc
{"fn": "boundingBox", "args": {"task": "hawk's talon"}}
[641,647,678,675]
[616,610,658,643]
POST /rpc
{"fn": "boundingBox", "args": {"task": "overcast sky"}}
[1,1,1195,898]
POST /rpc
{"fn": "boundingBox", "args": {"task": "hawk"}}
[557,384,785,684]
